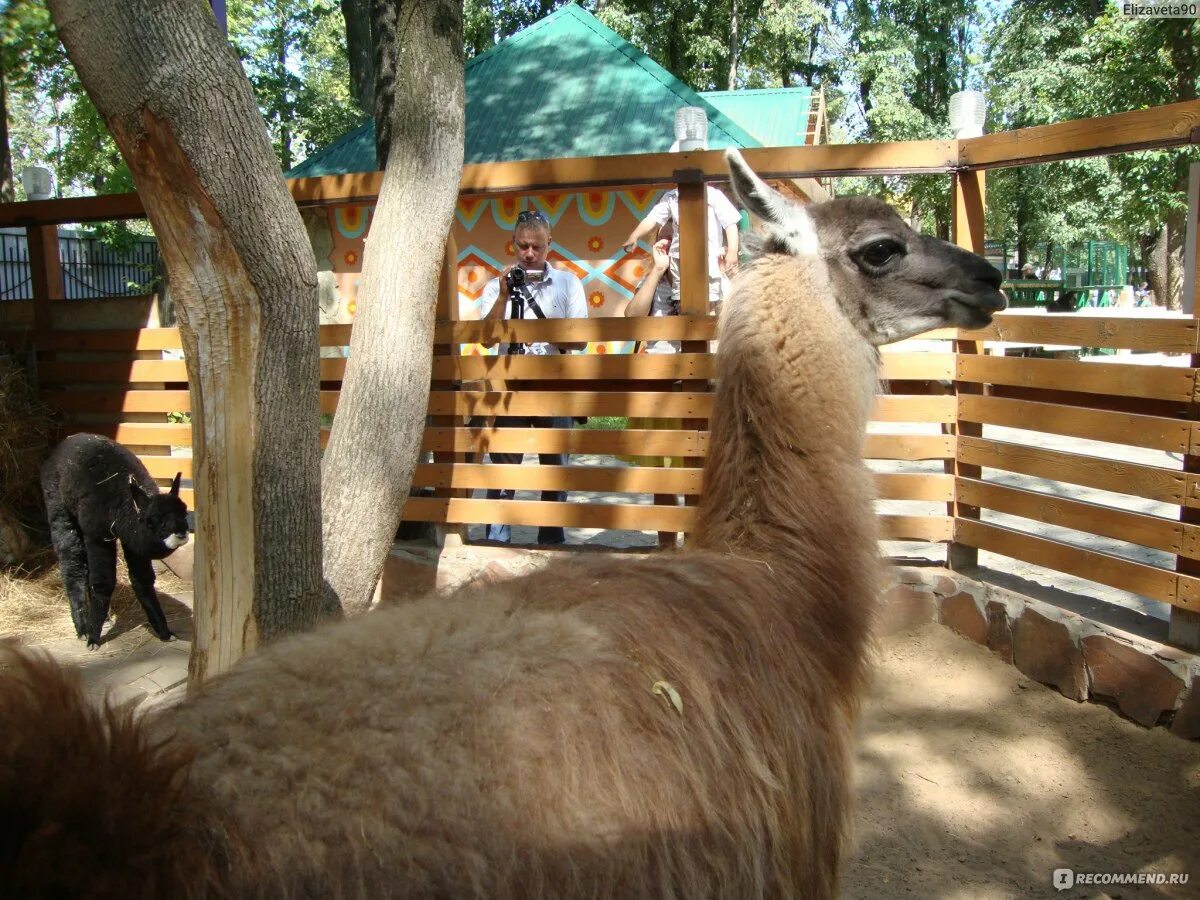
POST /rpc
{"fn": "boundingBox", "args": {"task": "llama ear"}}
[129,475,150,511]
[170,472,182,497]
[724,148,819,256]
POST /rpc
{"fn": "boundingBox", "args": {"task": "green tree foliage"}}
[227,0,363,169]
[835,0,980,238]
[1,0,131,198]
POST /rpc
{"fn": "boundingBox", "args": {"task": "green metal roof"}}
[287,5,817,178]
[702,88,815,148]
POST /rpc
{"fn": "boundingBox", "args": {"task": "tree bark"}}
[48,0,330,683]
[342,0,376,115]
[727,0,739,89]
[320,0,464,614]
[1144,225,1169,309]
[0,64,13,203]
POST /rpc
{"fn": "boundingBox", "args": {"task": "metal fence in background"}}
[0,227,160,301]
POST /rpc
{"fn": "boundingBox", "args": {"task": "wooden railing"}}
[1,99,1198,646]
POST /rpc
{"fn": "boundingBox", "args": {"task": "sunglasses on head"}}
[517,210,549,225]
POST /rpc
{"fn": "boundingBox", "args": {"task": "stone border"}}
[380,541,1200,741]
[882,566,1200,740]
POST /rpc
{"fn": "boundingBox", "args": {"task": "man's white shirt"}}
[480,264,589,355]
[649,186,741,276]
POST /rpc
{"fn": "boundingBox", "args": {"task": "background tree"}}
[320,0,465,613]
[47,0,329,681]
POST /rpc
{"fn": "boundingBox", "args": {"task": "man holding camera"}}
[476,209,588,544]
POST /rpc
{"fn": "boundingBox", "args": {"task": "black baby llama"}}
[40,433,189,648]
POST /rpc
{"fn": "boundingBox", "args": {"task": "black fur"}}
[40,434,189,649]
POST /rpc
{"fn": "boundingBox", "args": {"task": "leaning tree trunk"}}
[342,0,376,116]
[49,0,330,683]
[1144,225,1169,309]
[320,0,464,614]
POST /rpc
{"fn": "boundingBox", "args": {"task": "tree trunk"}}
[1166,206,1186,312]
[320,0,464,614]
[342,0,375,115]
[727,0,738,89]
[1144,225,1169,309]
[48,0,330,684]
[0,64,13,203]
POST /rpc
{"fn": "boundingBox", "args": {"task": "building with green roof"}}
[288,4,822,178]
[302,5,825,344]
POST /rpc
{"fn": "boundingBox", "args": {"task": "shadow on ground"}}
[847,625,1199,899]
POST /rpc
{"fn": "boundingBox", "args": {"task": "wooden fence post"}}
[1173,161,1200,650]
[674,174,709,549]
[26,224,63,385]
[947,169,986,570]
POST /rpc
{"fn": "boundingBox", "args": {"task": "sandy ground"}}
[850,625,1200,899]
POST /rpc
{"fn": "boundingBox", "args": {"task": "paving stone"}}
[878,585,937,635]
[1082,635,1186,728]
[985,600,1014,664]
[1012,609,1087,702]
[1169,677,1200,740]
[939,591,988,645]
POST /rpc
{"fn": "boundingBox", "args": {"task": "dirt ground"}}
[3,581,1198,898]
[851,625,1200,899]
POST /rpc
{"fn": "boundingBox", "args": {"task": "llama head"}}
[129,472,189,554]
[725,149,1006,345]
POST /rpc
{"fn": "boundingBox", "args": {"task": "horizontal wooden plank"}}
[400,496,697,531]
[67,423,191,445]
[875,473,954,502]
[872,395,956,423]
[440,317,717,344]
[955,518,1186,609]
[881,352,955,381]
[879,514,953,542]
[427,390,712,418]
[956,354,1195,402]
[957,394,1191,454]
[45,389,192,413]
[141,455,193,479]
[420,427,708,456]
[40,359,187,384]
[956,477,1186,556]
[964,312,1197,353]
[411,463,703,494]
[28,327,185,352]
[865,433,956,461]
[431,353,714,381]
[958,100,1200,170]
[957,435,1185,505]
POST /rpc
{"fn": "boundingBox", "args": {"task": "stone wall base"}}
[883,566,1200,740]
[380,541,1200,741]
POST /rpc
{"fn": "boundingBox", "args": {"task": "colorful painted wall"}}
[322,187,711,354]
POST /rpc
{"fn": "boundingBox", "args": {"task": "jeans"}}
[476,415,572,543]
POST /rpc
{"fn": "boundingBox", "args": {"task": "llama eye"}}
[856,239,904,270]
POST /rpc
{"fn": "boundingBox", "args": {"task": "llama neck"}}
[691,260,879,561]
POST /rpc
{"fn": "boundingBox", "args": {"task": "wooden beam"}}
[956,518,1186,609]
[958,100,1200,170]
[957,394,1192,453]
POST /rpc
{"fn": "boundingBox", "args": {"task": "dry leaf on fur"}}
[651,680,683,715]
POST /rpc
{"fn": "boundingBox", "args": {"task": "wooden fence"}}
[1,99,1198,648]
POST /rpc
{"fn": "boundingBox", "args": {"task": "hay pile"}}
[0,353,57,565]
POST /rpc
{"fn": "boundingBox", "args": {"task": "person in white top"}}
[475,210,588,545]
[621,183,741,312]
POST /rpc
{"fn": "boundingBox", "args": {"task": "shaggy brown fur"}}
[0,151,1005,899]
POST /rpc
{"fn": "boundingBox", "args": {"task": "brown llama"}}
[0,151,1005,899]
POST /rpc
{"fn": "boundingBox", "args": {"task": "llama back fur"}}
[148,546,863,899]
[0,644,242,899]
